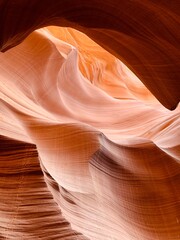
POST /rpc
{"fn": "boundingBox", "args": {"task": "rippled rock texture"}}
[0,1,180,240]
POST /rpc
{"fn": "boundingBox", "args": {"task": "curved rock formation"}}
[0,1,180,240]
[0,1,179,109]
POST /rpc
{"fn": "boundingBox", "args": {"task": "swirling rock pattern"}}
[0,1,180,240]
[0,0,179,109]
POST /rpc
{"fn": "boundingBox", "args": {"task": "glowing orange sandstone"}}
[0,1,180,239]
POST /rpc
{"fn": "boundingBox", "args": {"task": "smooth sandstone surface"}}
[0,1,180,240]
[0,1,179,109]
